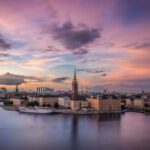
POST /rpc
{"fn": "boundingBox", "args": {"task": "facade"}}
[58,97,70,108]
[134,99,144,108]
[87,97,100,110]
[11,98,24,107]
[81,101,89,108]
[87,96,121,112]
[70,100,80,110]
[37,87,54,95]
[28,96,58,107]
[125,98,134,107]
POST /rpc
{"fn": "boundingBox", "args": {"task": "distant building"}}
[37,87,54,95]
[58,97,70,108]
[28,96,58,107]
[87,95,121,112]
[10,98,25,107]
[0,87,7,93]
[134,99,144,108]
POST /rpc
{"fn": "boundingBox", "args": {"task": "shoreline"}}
[0,106,130,115]
[1,106,149,115]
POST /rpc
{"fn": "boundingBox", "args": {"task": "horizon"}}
[0,0,150,93]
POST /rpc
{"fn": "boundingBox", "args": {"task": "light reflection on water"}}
[0,108,150,150]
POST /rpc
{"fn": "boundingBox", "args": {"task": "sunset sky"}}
[0,0,150,92]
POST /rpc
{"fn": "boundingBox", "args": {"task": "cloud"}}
[77,68,105,74]
[134,41,150,49]
[101,73,107,76]
[0,34,11,50]
[51,21,100,50]
[0,53,10,57]
[73,49,88,56]
[52,77,70,83]
[0,72,45,85]
[123,40,150,49]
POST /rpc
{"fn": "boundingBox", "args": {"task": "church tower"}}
[16,84,19,93]
[72,68,78,100]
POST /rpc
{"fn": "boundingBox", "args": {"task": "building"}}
[10,98,24,107]
[28,96,58,107]
[16,84,19,93]
[0,87,7,93]
[134,99,144,108]
[72,68,78,100]
[70,69,81,110]
[87,96,100,110]
[125,98,134,107]
[58,97,70,108]
[37,87,54,95]
[87,95,121,112]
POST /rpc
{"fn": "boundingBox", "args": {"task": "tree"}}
[46,104,51,107]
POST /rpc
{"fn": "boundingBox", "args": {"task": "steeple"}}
[74,68,76,81]
[16,84,19,93]
[72,68,78,100]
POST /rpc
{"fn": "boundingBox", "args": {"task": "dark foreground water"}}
[0,108,150,150]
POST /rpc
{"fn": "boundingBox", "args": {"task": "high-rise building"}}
[72,68,78,100]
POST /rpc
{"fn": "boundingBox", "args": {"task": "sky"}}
[0,0,150,92]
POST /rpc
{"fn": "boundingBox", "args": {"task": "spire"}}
[74,68,76,80]
[72,67,78,100]
[16,84,18,93]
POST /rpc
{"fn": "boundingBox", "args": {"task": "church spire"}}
[74,68,76,81]
[16,84,19,93]
[72,68,78,100]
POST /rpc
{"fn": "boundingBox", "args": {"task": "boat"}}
[18,107,53,114]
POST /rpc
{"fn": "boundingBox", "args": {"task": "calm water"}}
[0,108,150,150]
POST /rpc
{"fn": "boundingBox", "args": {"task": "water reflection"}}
[0,108,150,150]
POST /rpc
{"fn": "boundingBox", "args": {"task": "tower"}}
[72,68,78,100]
[16,84,19,93]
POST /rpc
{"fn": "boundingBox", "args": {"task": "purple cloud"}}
[51,21,100,50]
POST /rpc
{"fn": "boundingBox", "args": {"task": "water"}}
[0,107,150,150]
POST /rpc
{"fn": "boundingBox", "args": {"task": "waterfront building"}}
[39,97,58,106]
[28,96,58,107]
[58,97,70,108]
[10,98,24,107]
[87,95,121,112]
[87,96,100,110]
[134,99,145,108]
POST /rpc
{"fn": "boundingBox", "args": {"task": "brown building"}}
[87,95,121,112]
[28,96,58,107]
[11,98,25,107]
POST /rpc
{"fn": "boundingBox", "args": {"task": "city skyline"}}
[0,0,150,92]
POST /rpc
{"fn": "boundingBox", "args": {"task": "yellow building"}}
[87,98,100,110]
[134,99,144,108]
[70,100,81,110]
[87,96,121,112]
[11,98,24,107]
[38,97,58,107]
[81,101,89,108]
